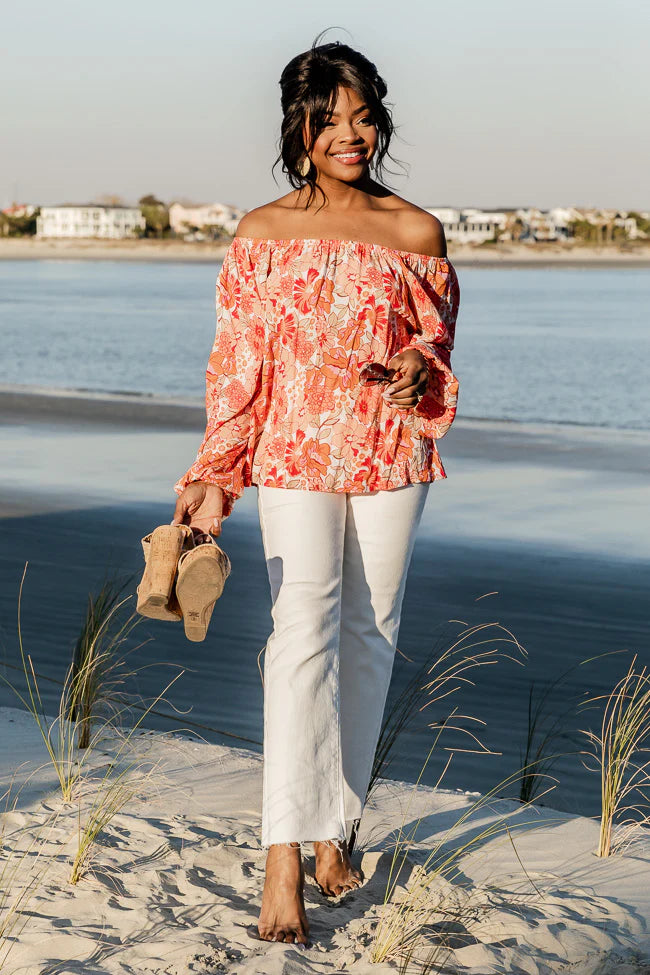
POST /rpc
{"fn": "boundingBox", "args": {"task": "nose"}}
[339,120,364,142]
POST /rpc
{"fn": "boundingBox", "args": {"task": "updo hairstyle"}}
[273,31,402,208]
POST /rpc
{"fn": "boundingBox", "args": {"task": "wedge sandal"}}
[175,538,231,642]
[136,524,193,621]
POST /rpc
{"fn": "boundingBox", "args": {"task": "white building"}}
[426,207,509,244]
[36,205,145,239]
[169,202,245,238]
[512,207,571,241]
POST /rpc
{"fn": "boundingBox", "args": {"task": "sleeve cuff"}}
[401,340,459,440]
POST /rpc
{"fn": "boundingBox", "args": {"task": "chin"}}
[326,164,370,181]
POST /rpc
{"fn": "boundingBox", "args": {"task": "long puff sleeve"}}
[173,239,267,519]
[395,259,460,440]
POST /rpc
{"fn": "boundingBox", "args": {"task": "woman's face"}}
[304,86,378,182]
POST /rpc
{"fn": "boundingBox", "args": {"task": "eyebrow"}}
[328,104,370,117]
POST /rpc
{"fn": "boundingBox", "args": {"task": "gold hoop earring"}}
[298,155,311,177]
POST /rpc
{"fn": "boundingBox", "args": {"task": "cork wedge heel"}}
[175,539,231,642]
[136,524,193,621]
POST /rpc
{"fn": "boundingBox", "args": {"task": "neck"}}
[303,171,383,211]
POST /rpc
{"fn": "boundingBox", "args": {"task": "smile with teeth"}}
[331,150,366,163]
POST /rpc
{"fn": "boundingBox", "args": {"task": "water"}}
[1,259,649,429]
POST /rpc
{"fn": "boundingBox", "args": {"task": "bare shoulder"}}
[234,192,301,240]
[395,201,447,258]
[382,195,447,257]
[234,205,277,240]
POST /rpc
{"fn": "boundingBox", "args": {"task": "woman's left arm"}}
[386,253,461,440]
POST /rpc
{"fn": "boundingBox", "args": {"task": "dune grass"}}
[580,655,650,857]
[369,736,558,971]
[68,573,141,749]
[0,782,60,972]
[368,623,526,796]
[518,676,579,805]
[518,652,625,805]
[347,618,527,855]
[2,564,177,802]
[3,567,125,800]
[68,737,168,885]
[372,620,527,796]
[66,661,186,885]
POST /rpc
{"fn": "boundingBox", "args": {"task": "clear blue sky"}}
[2,0,648,211]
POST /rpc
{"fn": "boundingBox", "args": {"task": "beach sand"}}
[1,389,650,972]
[2,703,650,974]
[2,235,650,267]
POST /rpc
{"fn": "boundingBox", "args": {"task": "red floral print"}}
[174,236,460,519]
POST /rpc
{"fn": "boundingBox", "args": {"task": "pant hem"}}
[261,827,347,851]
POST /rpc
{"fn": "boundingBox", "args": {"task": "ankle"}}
[315,838,347,851]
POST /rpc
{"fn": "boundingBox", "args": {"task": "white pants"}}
[257,482,430,848]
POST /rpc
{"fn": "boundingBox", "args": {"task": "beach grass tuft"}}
[68,573,142,749]
[2,565,138,800]
[372,619,527,796]
[580,654,650,857]
[2,564,180,804]
[518,652,626,805]
[68,737,168,885]
[369,733,559,970]
[347,617,527,855]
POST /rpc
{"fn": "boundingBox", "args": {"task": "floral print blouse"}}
[174,236,460,519]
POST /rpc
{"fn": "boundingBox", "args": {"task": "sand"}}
[1,235,650,267]
[1,704,649,974]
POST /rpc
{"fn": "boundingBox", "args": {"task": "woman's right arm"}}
[172,239,266,535]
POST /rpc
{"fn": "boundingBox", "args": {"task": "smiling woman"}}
[273,35,399,210]
[171,29,459,945]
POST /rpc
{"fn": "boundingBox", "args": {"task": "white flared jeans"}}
[257,482,430,848]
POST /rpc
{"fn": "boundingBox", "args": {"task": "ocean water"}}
[0,258,649,429]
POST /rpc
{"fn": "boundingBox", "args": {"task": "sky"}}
[2,0,649,212]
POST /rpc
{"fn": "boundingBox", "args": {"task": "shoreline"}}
[2,382,650,446]
[2,235,650,267]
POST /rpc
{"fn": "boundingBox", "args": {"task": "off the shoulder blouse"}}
[174,236,460,518]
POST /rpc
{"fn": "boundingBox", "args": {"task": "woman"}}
[172,35,460,945]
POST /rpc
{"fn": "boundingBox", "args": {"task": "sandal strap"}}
[178,540,231,574]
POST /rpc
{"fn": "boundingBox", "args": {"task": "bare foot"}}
[313,838,364,897]
[257,843,309,944]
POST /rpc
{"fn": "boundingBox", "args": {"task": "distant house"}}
[2,203,37,219]
[426,207,508,244]
[513,207,573,241]
[36,205,145,239]
[1,203,39,236]
[168,202,246,238]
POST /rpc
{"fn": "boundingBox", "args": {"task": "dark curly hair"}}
[273,30,404,210]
